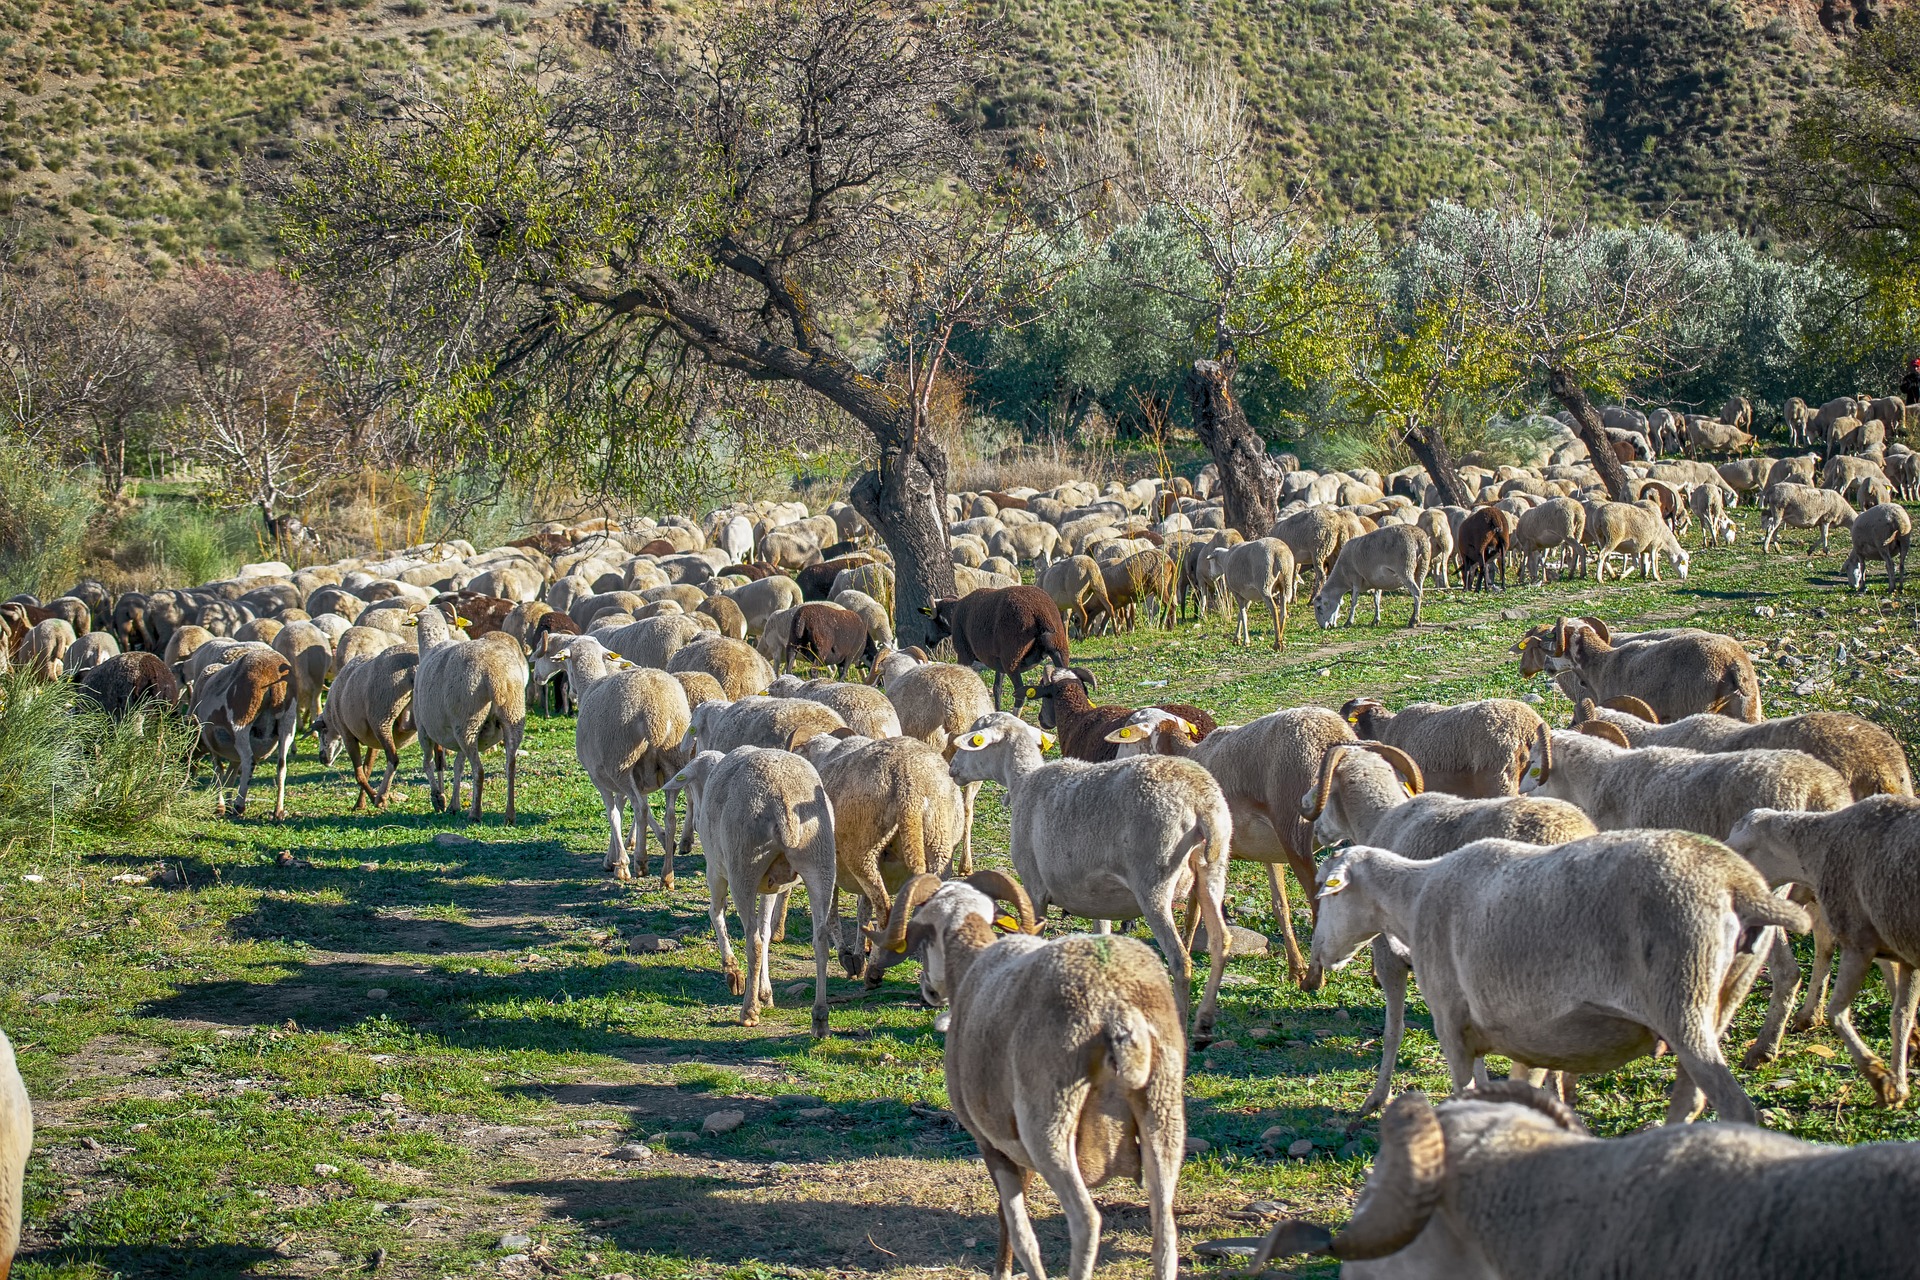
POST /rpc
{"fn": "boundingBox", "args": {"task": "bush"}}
[112,502,254,585]
[0,441,98,600]
[0,671,196,852]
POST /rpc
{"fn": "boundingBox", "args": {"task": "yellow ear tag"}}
[1346,712,1361,723]
[1527,766,1542,781]
[994,914,1019,931]
[1402,782,1416,798]
[1038,732,1056,751]
[967,732,987,748]
[888,938,908,953]
[1321,871,1348,896]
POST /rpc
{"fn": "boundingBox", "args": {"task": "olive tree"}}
[272,0,1030,648]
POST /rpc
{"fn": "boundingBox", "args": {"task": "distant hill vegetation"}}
[0,0,1858,266]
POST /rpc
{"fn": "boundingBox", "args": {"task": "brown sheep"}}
[783,602,878,679]
[1031,667,1218,763]
[921,585,1071,711]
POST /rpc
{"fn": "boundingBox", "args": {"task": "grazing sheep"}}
[662,747,836,1036]
[1341,697,1546,798]
[407,606,528,824]
[829,588,892,651]
[694,592,749,641]
[1031,667,1215,764]
[768,677,902,739]
[270,620,333,736]
[688,695,846,756]
[867,875,1184,1280]
[1098,548,1178,632]
[794,735,966,980]
[950,712,1231,1041]
[561,636,693,885]
[723,573,805,637]
[193,648,300,820]
[1513,498,1585,583]
[1039,555,1113,637]
[1455,507,1512,592]
[62,630,119,679]
[1766,453,1820,491]
[314,646,420,809]
[1308,831,1809,1123]
[1299,743,1597,1117]
[1843,502,1911,591]
[1245,1084,1920,1278]
[1685,415,1754,456]
[1688,481,1737,548]
[884,660,994,873]
[1533,617,1763,722]
[1761,482,1856,553]
[1221,538,1295,648]
[1312,525,1432,628]
[1583,501,1690,581]
[781,601,878,678]
[1730,801,1920,1106]
[666,634,775,699]
[1822,452,1885,494]
[77,651,181,718]
[17,618,76,678]
[921,584,1071,711]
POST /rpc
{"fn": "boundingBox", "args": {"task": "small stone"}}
[1335,1009,1350,1021]
[631,934,679,953]
[932,1010,951,1033]
[80,1136,101,1151]
[359,863,378,872]
[1183,1137,1210,1155]
[1754,605,1776,619]
[610,1143,652,1161]
[962,1237,979,1249]
[783,981,809,996]
[433,832,471,847]
[702,1109,746,1136]
[497,1232,531,1251]
[1287,1138,1316,1158]
[1245,1201,1284,1216]
[379,1092,403,1104]
[20,874,43,883]
[313,1163,340,1175]
[367,988,389,1001]
[1339,1141,1366,1159]
[661,1130,699,1143]
[499,1253,530,1265]
[1260,1125,1289,1144]
[1500,607,1528,621]
[1197,924,1269,956]
[109,873,149,885]
[794,1107,833,1121]
[33,992,62,1005]
[1195,1241,1259,1260]
[1207,1040,1239,1052]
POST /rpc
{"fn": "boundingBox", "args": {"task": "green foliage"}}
[0,669,195,852]
[0,438,98,598]
[111,500,255,584]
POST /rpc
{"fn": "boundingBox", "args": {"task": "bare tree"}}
[1443,202,1703,500]
[1104,49,1371,535]
[271,0,1031,648]
[159,267,344,542]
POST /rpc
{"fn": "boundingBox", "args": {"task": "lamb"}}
[951,712,1231,1041]
[1688,479,1737,548]
[270,619,333,736]
[1298,743,1597,1117]
[1570,700,1912,800]
[1244,1084,1920,1278]
[1729,800,1920,1106]
[1512,498,1585,583]
[1534,616,1763,722]
[865,875,1184,1280]
[1766,452,1820,491]
[1038,555,1113,636]
[1522,723,1852,840]
[561,636,693,885]
[407,606,527,824]
[780,601,878,679]
[77,652,182,718]
[1455,507,1512,591]
[921,584,1071,710]
[793,734,965,981]
[1307,831,1810,1124]
[661,746,836,1036]
[1221,537,1295,648]
[883,660,995,873]
[1761,482,1856,553]
[1031,666,1216,764]
[1311,525,1431,627]
[1341,697,1546,798]
[192,648,300,819]
[1842,501,1911,591]
[1098,548,1178,631]
[1822,452,1885,494]
[314,645,420,809]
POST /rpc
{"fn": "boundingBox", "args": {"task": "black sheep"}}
[785,602,877,679]
[920,584,1071,710]
[77,652,183,718]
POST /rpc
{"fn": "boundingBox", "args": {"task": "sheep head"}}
[1339,698,1387,735]
[949,713,1053,787]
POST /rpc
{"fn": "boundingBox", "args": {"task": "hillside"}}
[0,0,1856,267]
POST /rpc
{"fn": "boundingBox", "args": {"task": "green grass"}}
[11,497,1920,1279]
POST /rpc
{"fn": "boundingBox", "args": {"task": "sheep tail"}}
[1734,885,1812,939]
[1098,1006,1156,1094]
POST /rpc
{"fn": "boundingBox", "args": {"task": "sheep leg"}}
[1031,1132,1102,1280]
[422,741,447,813]
[711,875,743,997]
[983,1154,1046,1280]
[1371,589,1382,624]
[232,728,257,819]
[1235,600,1249,646]
[270,713,296,820]
[602,787,632,881]
[991,669,1007,712]
[1745,930,1803,1068]
[446,745,467,820]
[1664,1012,1757,1125]
[467,751,486,822]
[741,890,777,1026]
[1271,592,1286,650]
[1132,1080,1182,1280]
[1791,900,1835,1034]
[1141,892,1198,1042]
[1352,937,1410,1122]
[805,864,835,1037]
[957,781,980,875]
[348,740,374,811]
[1405,576,1423,625]
[1188,840,1230,1044]
[503,717,522,826]
[1827,946,1904,1106]
[1265,861,1308,987]
[848,862,891,982]
[769,886,792,943]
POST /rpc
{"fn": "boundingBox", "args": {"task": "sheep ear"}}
[1320,868,1348,897]
[1105,725,1145,744]
[957,730,992,751]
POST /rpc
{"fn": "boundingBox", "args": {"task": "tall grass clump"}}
[0,671,197,852]
[113,501,252,585]
[0,442,99,599]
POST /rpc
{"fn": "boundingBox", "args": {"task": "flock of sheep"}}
[1,388,1919,1277]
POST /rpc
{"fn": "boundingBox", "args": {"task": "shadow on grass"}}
[25,1242,290,1279]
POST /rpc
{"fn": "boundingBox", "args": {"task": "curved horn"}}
[1572,697,1596,726]
[1579,615,1611,645]
[1073,666,1098,692]
[1601,694,1659,724]
[1303,743,1355,821]
[1361,742,1425,796]
[1577,720,1633,748]
[963,869,1040,934]
[1553,618,1573,658]
[878,873,944,954]
[1535,722,1552,783]
[1322,1092,1448,1260]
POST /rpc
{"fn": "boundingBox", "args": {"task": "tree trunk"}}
[1404,421,1473,506]
[1186,358,1280,537]
[849,435,958,652]
[1548,367,1632,501]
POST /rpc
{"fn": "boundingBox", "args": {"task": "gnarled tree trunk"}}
[1187,357,1281,538]
[1548,367,1632,501]
[849,434,957,652]
[1403,421,1472,507]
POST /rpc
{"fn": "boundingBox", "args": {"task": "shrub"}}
[112,502,254,585]
[0,442,99,600]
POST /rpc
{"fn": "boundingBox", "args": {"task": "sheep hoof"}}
[742,1012,760,1028]
[725,966,746,997]
[272,808,287,822]
[659,873,674,891]
[812,1006,829,1038]
[1866,1060,1902,1107]
[839,949,864,979]
[1740,1043,1777,1070]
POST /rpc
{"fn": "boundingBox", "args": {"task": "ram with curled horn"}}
[872,870,1191,1280]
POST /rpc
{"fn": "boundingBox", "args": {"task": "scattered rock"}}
[1245,1201,1284,1216]
[1260,1126,1289,1144]
[33,993,62,1005]
[313,1163,340,1176]
[433,833,472,847]
[359,862,378,872]
[794,1107,834,1121]
[630,934,679,953]
[1195,1241,1259,1260]
[379,1093,403,1104]
[1523,692,1544,705]
[499,1254,530,1266]
[109,873,149,886]
[962,1237,979,1249]
[497,1232,532,1251]
[1287,1138,1316,1158]
[1339,1141,1366,1159]
[783,981,810,996]
[1754,605,1776,619]
[1500,607,1528,621]
[1198,924,1270,956]
[1183,1137,1210,1155]
[1249,1026,1275,1040]
[1334,1008,1350,1021]
[80,1136,101,1151]
[19,874,43,884]
[701,1109,746,1136]
[366,988,389,1001]
[610,1143,652,1161]
[1206,1040,1239,1052]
